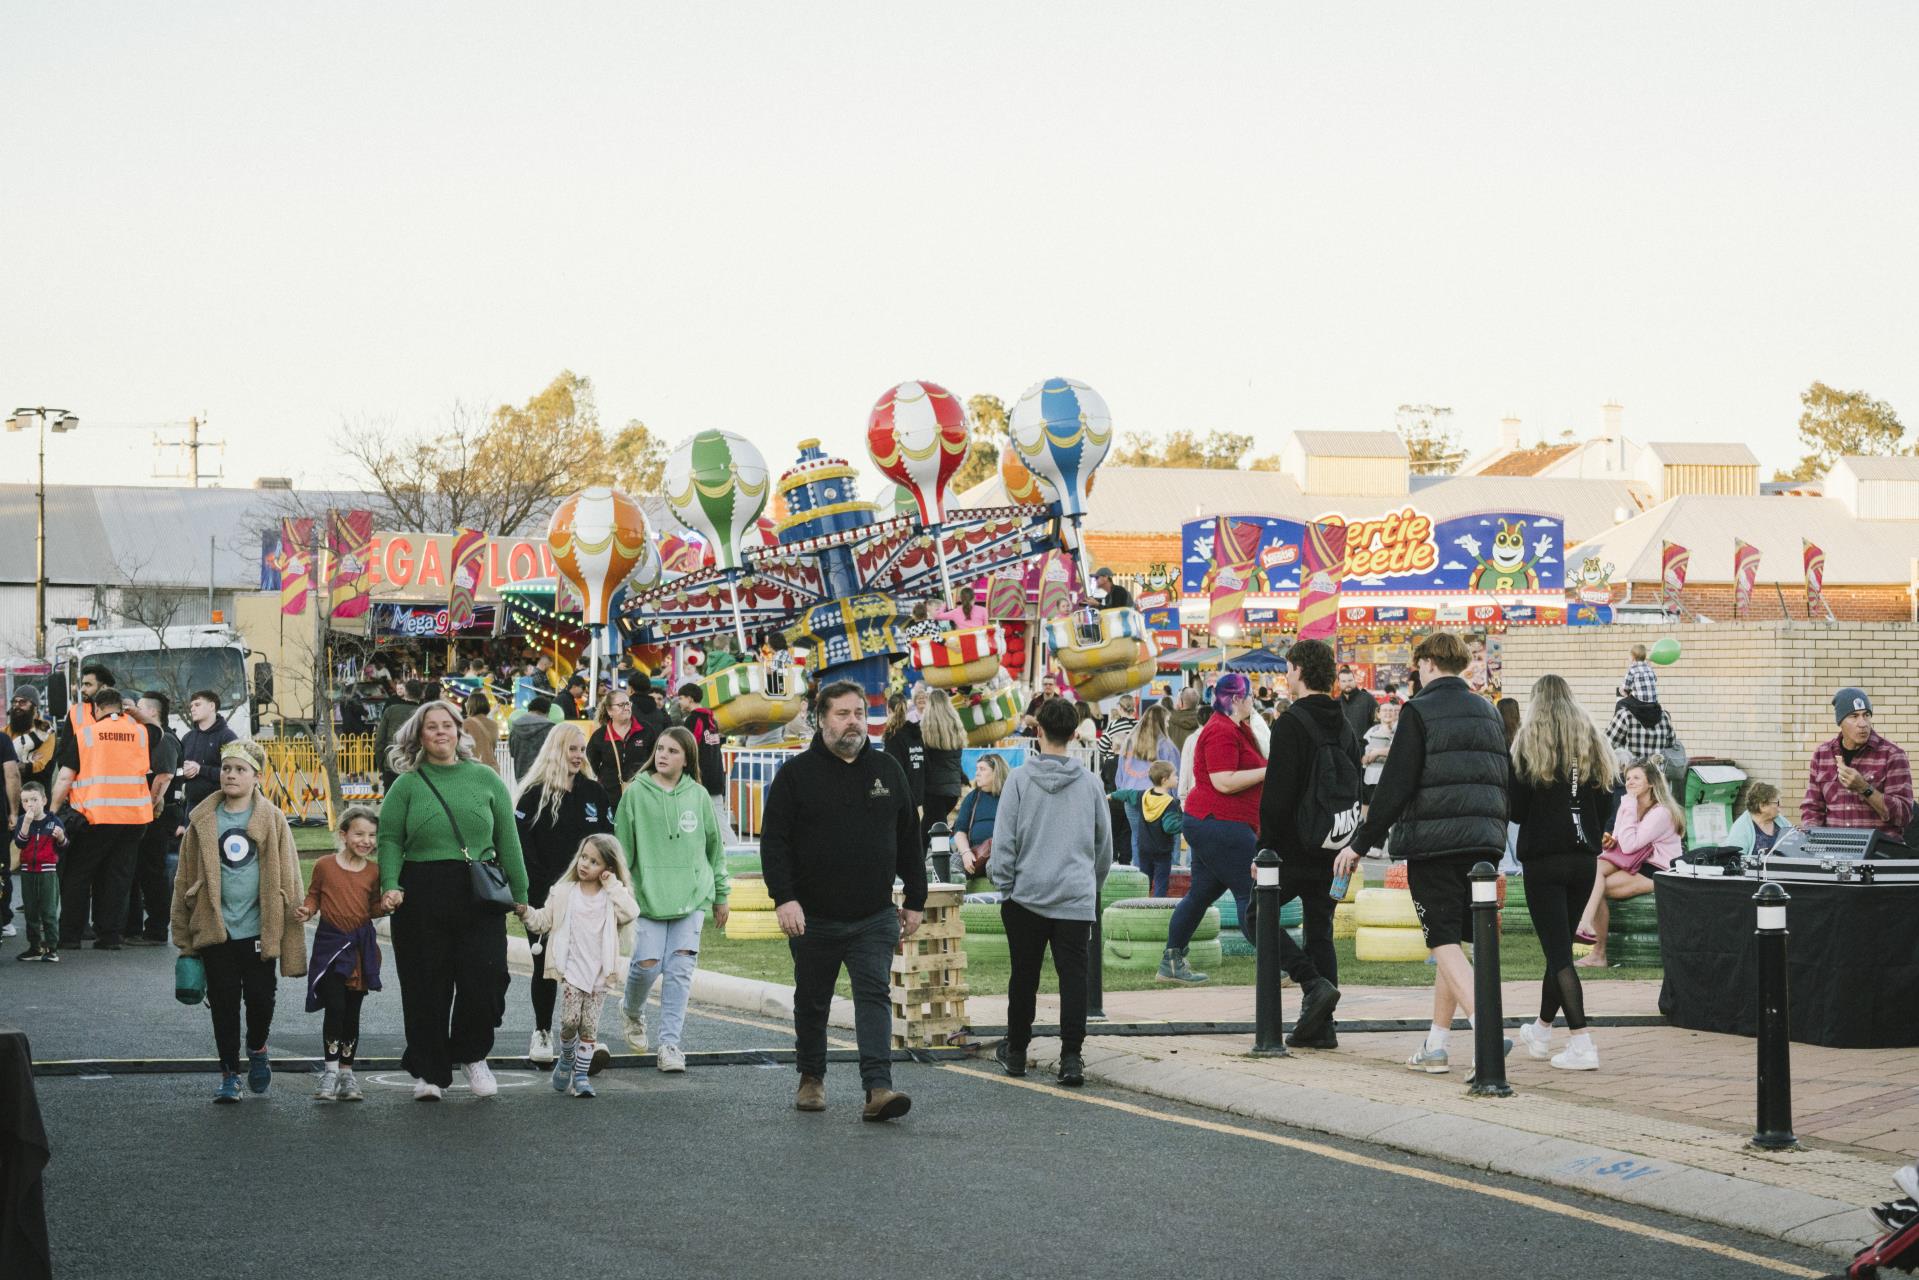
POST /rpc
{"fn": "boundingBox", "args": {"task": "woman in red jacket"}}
[1158,673,1265,984]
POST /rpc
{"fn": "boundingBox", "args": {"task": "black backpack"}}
[1290,708,1364,852]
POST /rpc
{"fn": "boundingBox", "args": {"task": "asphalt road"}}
[9,941,1844,1279]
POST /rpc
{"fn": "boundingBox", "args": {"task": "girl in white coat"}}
[516,835,637,1097]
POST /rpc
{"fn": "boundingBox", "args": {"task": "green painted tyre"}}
[1220,933,1255,958]
[1103,898,1219,943]
[962,931,1009,960]
[1606,930,1663,968]
[724,851,762,875]
[959,901,1007,935]
[1106,932,1223,969]
[1503,877,1534,935]
[1609,893,1659,933]
[965,875,995,895]
[1100,867,1150,911]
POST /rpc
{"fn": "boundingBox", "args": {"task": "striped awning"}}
[1154,646,1226,671]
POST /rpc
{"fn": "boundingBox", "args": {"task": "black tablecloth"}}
[1656,874,1919,1049]
[0,1027,51,1280]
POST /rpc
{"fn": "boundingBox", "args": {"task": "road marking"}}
[692,1005,862,1051]
[941,1065,1825,1279]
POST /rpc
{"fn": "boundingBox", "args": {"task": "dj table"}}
[1656,873,1919,1048]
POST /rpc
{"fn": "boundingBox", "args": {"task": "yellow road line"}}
[940,1064,1825,1279]
[692,1005,862,1051]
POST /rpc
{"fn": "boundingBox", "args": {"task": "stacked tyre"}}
[1607,892,1662,967]
[1353,887,1426,962]
[958,899,1008,961]
[1101,866,1150,913]
[723,873,783,939]
[1216,892,1301,957]
[1103,898,1220,971]
[1503,874,1532,936]
[1333,864,1364,938]
[725,846,762,877]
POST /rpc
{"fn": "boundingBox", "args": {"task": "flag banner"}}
[1297,521,1350,642]
[448,527,486,629]
[1206,515,1263,638]
[1660,541,1690,612]
[1732,539,1761,617]
[279,517,315,616]
[1803,539,1831,618]
[327,508,375,620]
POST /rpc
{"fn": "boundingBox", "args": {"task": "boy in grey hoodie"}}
[989,698,1114,1086]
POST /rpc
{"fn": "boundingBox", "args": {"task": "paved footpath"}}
[12,944,1851,1280]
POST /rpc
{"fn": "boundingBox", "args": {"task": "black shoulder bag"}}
[1568,762,1601,857]
[414,768,516,914]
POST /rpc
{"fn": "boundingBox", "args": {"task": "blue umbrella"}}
[1224,647,1289,673]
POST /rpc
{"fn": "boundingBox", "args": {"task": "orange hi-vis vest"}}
[72,709,154,825]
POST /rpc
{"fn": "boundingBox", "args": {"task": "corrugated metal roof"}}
[1832,455,1919,481]
[1478,443,1579,477]
[1646,441,1759,467]
[1291,430,1407,459]
[1568,494,1919,584]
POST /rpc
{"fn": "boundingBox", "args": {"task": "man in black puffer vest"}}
[1338,631,1509,1079]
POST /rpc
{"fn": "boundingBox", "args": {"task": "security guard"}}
[50,681,159,950]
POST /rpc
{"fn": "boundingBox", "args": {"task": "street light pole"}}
[8,407,79,658]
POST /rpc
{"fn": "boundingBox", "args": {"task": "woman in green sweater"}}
[614,726,728,1073]
[378,700,528,1101]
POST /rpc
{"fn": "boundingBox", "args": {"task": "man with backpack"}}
[1255,639,1355,1049]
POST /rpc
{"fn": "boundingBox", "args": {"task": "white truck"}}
[49,624,264,739]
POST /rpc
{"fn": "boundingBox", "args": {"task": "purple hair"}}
[1211,672,1250,714]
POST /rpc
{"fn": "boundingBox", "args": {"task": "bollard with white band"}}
[1467,861,1512,1097]
[1252,848,1289,1056]
[1751,880,1798,1150]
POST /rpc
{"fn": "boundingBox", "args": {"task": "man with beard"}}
[10,690,55,794]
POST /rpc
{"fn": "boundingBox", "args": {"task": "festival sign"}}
[1181,509,1565,597]
[367,531,560,603]
[376,603,497,639]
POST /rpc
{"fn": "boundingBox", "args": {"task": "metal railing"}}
[258,732,380,824]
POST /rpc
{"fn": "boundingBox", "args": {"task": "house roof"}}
[1831,455,1919,481]
[1646,441,1759,468]
[1477,443,1580,477]
[1289,430,1407,459]
[1568,493,1919,584]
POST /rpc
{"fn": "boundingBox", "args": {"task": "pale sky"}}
[5,2,1917,499]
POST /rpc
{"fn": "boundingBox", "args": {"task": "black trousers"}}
[201,936,276,1074]
[1521,853,1597,1031]
[789,908,898,1091]
[1002,899,1091,1055]
[390,860,509,1088]
[123,817,175,940]
[316,974,368,1065]
[522,848,570,1032]
[58,823,143,946]
[1270,862,1340,988]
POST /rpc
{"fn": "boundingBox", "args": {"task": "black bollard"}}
[1252,848,1289,1056]
[928,821,953,886]
[1088,916,1106,1021]
[1751,881,1797,1150]
[1467,860,1512,1097]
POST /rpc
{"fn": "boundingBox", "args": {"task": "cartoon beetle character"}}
[1455,519,1550,591]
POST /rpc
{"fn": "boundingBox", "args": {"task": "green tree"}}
[952,393,1008,494]
[1782,381,1906,480]
[1395,403,1462,475]
[605,418,669,494]
[1110,429,1252,469]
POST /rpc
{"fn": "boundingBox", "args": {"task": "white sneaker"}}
[658,1044,686,1073]
[313,1068,340,1101]
[1895,1164,1918,1203]
[1551,1040,1600,1071]
[413,1079,443,1101]
[624,1009,648,1053]
[1517,1022,1554,1060]
[1,924,15,937]
[528,1029,557,1064]
[462,1060,499,1097]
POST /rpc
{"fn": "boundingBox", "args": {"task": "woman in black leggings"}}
[1507,674,1618,1072]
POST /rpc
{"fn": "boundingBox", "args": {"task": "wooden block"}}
[891,949,968,975]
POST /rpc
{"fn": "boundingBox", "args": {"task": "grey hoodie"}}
[988,751,1114,922]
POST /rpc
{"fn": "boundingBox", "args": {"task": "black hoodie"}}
[1258,692,1362,872]
[761,734,926,920]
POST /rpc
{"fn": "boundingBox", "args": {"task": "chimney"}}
[1602,401,1625,472]
[1499,415,1522,451]
[253,476,293,490]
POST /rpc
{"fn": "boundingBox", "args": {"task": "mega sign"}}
[1181,509,1564,596]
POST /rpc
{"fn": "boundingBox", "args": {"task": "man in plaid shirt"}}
[1803,687,1913,842]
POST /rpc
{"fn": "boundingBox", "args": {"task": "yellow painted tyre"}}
[1354,925,1429,963]
[729,875,774,912]
[724,909,785,941]
[964,718,1018,747]
[919,655,1004,689]
[1342,866,1365,903]
[713,693,804,737]
[1354,887,1419,929]
[1332,902,1358,939]
[1573,941,1594,959]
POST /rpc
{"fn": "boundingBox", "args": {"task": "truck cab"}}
[50,625,261,739]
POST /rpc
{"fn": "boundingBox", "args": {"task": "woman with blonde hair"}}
[512,723,613,1065]
[377,700,529,1101]
[1575,756,1684,972]
[953,752,1009,877]
[1508,675,1618,1071]
[919,689,968,881]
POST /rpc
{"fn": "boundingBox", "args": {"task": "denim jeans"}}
[1168,815,1257,950]
[624,911,704,1050]
[790,907,898,1090]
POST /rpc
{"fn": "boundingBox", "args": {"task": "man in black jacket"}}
[761,681,925,1123]
[1338,632,1509,1078]
[1337,665,1379,742]
[1256,639,1352,1049]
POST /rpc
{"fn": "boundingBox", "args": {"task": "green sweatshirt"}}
[614,770,728,921]
[377,760,529,901]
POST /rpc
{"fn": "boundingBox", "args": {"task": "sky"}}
[4,2,1917,499]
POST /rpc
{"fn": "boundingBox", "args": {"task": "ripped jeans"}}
[622,911,704,1050]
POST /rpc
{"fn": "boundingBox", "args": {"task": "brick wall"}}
[1085,532,1181,575]
[1500,621,1919,817]
[1625,581,1910,622]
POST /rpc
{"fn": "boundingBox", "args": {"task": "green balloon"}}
[1649,637,1681,665]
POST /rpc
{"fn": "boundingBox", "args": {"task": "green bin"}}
[1683,762,1746,849]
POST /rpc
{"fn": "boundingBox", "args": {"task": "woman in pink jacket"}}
[934,586,989,629]
[1575,757,1684,967]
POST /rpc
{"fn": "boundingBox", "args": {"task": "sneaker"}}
[1467,1037,1517,1085]
[624,1008,649,1053]
[214,1072,242,1103]
[587,1043,611,1076]
[462,1060,499,1098]
[1292,978,1342,1044]
[42,950,59,963]
[1,924,14,937]
[246,1049,272,1094]
[123,935,162,947]
[861,1087,912,1122]
[15,946,41,961]
[314,1068,340,1101]
[527,1029,557,1065]
[1870,1200,1918,1233]
[1518,1022,1554,1060]
[1406,1045,1451,1074]
[657,1044,686,1073]
[994,1040,1027,1077]
[551,1042,576,1093]
[1551,1040,1600,1071]
[1155,946,1208,984]
[413,1079,443,1101]
[336,1069,364,1102]
[1898,1165,1919,1204]
[1057,1052,1085,1088]
[569,1056,595,1098]
[1285,1026,1339,1050]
